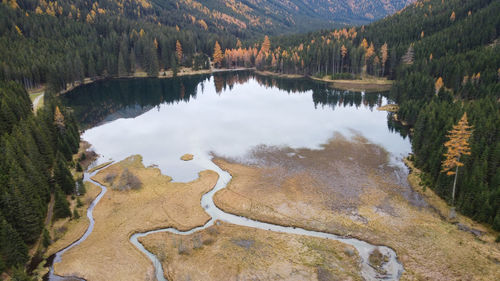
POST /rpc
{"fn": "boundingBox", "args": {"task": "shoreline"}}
[30,67,254,98]
[254,70,393,92]
[28,67,393,98]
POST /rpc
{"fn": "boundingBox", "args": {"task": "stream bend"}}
[49,162,404,281]
[130,163,404,281]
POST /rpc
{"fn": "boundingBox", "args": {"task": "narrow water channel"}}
[47,166,110,281]
[49,160,403,281]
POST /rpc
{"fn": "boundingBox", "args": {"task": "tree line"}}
[0,82,79,275]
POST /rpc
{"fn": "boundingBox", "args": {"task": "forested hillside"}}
[231,0,499,231]
[0,83,79,276]
[0,0,415,92]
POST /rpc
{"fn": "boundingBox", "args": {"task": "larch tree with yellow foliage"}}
[435,77,444,94]
[261,35,271,54]
[213,41,223,68]
[441,112,473,205]
[380,42,388,75]
[176,40,183,63]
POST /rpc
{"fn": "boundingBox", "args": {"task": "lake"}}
[63,71,411,182]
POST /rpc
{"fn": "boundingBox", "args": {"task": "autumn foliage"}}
[176,40,183,63]
[442,113,473,176]
[213,41,223,67]
[441,112,473,205]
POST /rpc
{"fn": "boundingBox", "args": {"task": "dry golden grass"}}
[180,153,194,161]
[213,136,500,280]
[377,104,399,112]
[46,182,101,257]
[87,161,113,174]
[308,75,393,92]
[255,70,305,79]
[140,221,362,281]
[53,155,218,281]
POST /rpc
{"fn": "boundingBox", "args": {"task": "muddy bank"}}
[213,134,500,280]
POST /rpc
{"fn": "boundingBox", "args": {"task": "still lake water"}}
[63,71,411,182]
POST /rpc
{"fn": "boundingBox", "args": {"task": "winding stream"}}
[49,160,403,281]
[48,166,110,281]
[52,73,410,280]
[131,163,403,281]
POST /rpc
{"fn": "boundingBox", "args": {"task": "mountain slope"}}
[12,0,414,37]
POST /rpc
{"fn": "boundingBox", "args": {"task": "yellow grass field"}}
[53,155,218,281]
[213,135,500,280]
[141,221,363,281]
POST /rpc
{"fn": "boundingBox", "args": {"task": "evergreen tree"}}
[53,185,71,220]
[54,153,76,194]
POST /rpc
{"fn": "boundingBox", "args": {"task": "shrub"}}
[42,228,51,248]
[115,168,142,191]
[178,240,190,255]
[76,197,83,208]
[73,209,80,219]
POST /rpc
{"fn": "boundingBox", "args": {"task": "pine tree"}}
[144,43,159,77]
[53,184,71,219]
[54,153,75,194]
[0,216,28,268]
[117,51,127,76]
[442,112,473,205]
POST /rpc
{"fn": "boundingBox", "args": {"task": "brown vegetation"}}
[180,153,194,161]
[53,155,218,281]
[212,134,500,280]
[140,221,363,281]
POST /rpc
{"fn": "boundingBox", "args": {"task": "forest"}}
[0,0,499,277]
[0,82,79,277]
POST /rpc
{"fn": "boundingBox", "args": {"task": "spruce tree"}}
[54,153,75,194]
[53,184,71,220]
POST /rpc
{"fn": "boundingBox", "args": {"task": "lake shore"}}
[254,70,394,92]
[212,135,500,280]
[29,67,393,100]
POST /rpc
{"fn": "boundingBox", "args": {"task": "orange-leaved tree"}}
[176,40,183,63]
[213,41,223,68]
[441,112,473,205]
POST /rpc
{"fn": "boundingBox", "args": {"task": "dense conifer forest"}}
[0,0,499,277]
[0,82,79,275]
